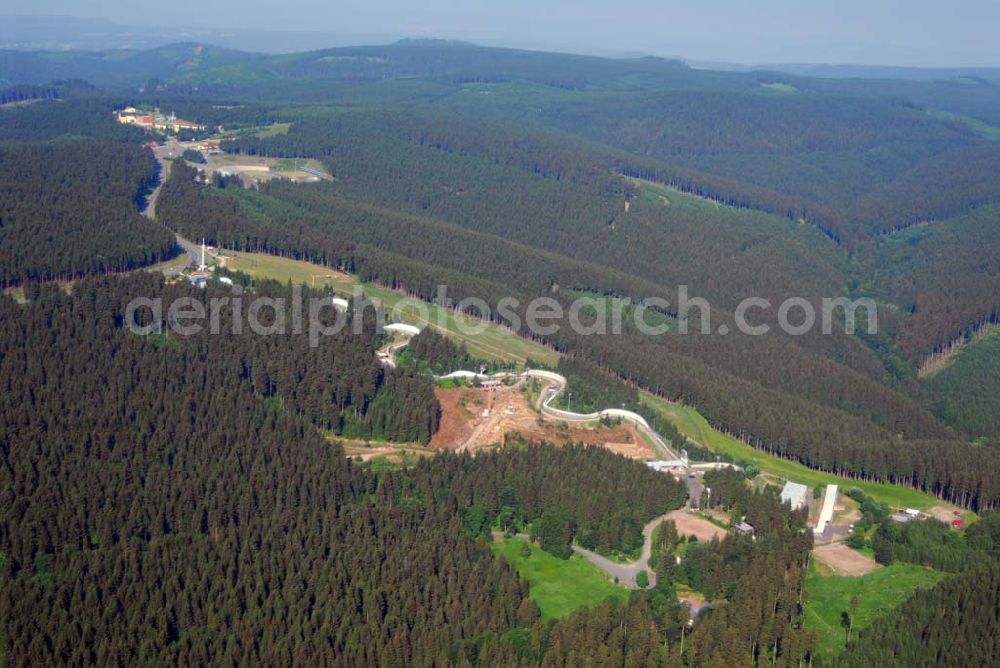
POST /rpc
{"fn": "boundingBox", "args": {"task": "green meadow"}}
[803,560,947,662]
[491,536,629,620]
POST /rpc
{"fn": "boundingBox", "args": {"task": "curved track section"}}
[399,330,689,465]
[382,324,721,588]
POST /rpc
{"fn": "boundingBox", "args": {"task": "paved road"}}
[572,510,673,588]
[166,235,201,276]
[141,151,199,276]
[686,475,704,508]
[142,151,170,219]
[495,509,673,589]
[376,336,413,369]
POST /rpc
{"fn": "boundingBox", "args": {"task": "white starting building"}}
[813,484,839,536]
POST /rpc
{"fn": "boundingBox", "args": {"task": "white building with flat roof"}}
[813,484,838,536]
[780,481,809,510]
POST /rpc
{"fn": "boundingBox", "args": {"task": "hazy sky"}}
[8,0,1000,66]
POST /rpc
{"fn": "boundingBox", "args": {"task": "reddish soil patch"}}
[430,385,653,457]
[429,386,479,449]
[665,510,728,542]
[813,543,879,576]
[603,441,655,459]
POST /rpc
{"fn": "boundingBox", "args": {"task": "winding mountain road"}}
[571,510,674,588]
[495,510,673,589]
[384,328,712,587]
[141,151,199,276]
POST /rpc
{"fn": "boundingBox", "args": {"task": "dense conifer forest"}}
[0,79,101,105]
[403,329,478,375]
[0,274,704,664]
[158,130,1000,511]
[0,142,176,285]
[834,565,1000,667]
[834,512,1000,666]
[0,99,149,143]
[647,468,816,665]
[2,37,1000,665]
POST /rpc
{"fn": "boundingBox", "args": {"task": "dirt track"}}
[813,543,879,576]
[665,510,728,542]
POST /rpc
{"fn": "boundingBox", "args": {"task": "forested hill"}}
[835,566,1000,667]
[0,141,176,285]
[0,273,707,663]
[3,40,999,115]
[158,112,1000,510]
[834,513,1000,667]
[2,36,1000,666]
[2,49,987,370]
[0,274,497,663]
[5,41,1000,247]
[0,79,100,105]
[60,40,998,361]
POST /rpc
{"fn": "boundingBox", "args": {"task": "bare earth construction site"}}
[430,381,655,456]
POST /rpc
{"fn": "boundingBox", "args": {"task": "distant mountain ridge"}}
[2,15,999,107]
[694,60,1000,85]
[0,14,394,54]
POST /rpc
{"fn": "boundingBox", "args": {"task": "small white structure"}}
[904,508,921,517]
[780,481,809,510]
[439,369,486,381]
[383,322,421,337]
[646,460,685,472]
[331,297,349,311]
[218,276,234,286]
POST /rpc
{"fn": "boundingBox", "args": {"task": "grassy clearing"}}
[203,154,331,182]
[218,250,558,367]
[760,82,799,94]
[224,250,357,290]
[2,287,26,304]
[337,437,432,451]
[145,252,192,275]
[923,328,1000,438]
[491,536,629,620]
[255,122,291,138]
[356,283,558,367]
[803,560,947,662]
[631,177,723,210]
[272,157,327,174]
[927,109,1000,140]
[361,454,423,473]
[639,392,949,511]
